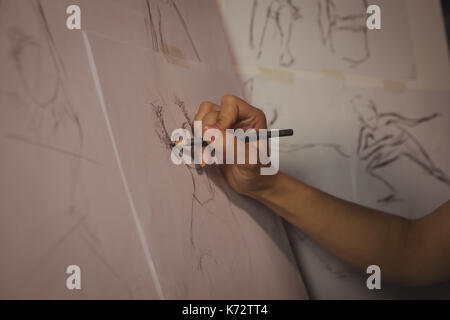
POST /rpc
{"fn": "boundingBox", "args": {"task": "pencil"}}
[175,129,294,148]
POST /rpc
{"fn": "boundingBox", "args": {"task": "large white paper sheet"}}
[219,0,416,78]
[0,0,308,299]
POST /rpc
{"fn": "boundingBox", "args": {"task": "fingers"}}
[201,110,219,129]
[195,101,220,121]
[196,96,266,131]
[193,96,268,167]
[216,95,260,130]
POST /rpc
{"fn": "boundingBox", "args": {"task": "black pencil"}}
[176,129,294,148]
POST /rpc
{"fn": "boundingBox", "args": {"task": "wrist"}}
[246,171,283,200]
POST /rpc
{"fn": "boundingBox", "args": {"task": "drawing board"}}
[0,0,308,299]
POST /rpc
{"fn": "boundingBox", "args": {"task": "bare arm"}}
[250,173,450,286]
[195,95,450,287]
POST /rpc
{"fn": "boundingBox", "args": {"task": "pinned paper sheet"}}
[0,0,308,299]
[234,1,449,299]
[218,0,416,79]
[1,0,448,301]
[343,87,450,219]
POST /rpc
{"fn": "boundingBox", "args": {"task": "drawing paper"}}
[1,0,448,300]
[243,74,355,201]
[221,0,449,299]
[218,0,416,78]
[0,0,308,299]
[286,88,450,299]
[343,87,450,219]
[0,0,160,299]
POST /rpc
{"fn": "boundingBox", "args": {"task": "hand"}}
[194,95,277,197]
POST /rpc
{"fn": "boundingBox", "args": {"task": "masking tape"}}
[383,79,406,93]
[321,69,345,80]
[258,67,294,84]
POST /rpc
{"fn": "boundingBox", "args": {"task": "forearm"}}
[195,95,449,286]
[248,172,414,284]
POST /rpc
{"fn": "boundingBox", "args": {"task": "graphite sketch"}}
[150,95,251,283]
[145,0,201,61]
[243,77,255,102]
[2,0,86,210]
[257,101,349,159]
[353,96,450,203]
[243,76,349,158]
[1,132,98,165]
[0,1,130,294]
[150,96,217,247]
[7,1,82,143]
[250,0,302,67]
[279,142,349,158]
[317,0,370,67]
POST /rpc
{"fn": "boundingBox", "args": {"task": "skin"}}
[195,94,450,287]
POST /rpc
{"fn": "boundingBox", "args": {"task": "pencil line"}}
[82,30,164,299]
[1,132,100,165]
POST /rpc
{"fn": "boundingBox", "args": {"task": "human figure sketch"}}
[145,0,201,62]
[4,0,82,144]
[0,1,116,286]
[151,97,215,235]
[250,0,301,67]
[150,95,250,252]
[149,95,253,286]
[318,0,370,67]
[1,0,84,209]
[353,96,450,203]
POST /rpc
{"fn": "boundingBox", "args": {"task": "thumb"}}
[216,98,240,130]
